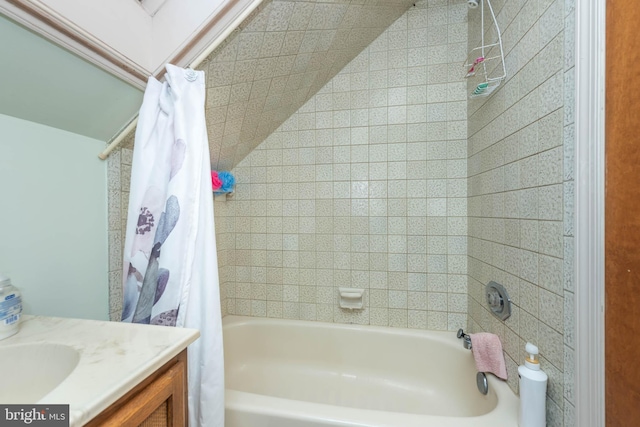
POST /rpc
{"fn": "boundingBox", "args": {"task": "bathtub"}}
[223,316,519,427]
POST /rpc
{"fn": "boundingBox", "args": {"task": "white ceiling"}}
[137,0,169,16]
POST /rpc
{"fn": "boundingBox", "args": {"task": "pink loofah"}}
[211,171,222,191]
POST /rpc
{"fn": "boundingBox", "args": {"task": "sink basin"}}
[0,343,80,403]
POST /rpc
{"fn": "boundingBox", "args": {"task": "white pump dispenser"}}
[0,274,22,340]
[518,343,548,427]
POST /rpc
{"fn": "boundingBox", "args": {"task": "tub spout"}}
[457,329,472,350]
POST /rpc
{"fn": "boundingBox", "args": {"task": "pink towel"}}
[469,332,508,380]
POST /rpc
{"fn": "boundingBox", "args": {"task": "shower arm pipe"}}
[97,0,264,161]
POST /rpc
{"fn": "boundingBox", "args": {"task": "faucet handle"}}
[457,328,472,350]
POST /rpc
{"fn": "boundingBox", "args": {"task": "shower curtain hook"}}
[184,68,198,82]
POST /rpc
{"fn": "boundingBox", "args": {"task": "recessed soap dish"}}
[339,287,365,310]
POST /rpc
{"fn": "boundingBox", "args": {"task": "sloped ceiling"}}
[196,0,415,170]
[0,14,143,141]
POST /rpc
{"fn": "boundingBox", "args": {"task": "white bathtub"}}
[223,316,518,427]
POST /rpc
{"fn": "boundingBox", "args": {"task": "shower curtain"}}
[121,64,224,427]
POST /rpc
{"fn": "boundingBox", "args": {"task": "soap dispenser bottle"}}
[0,274,22,340]
[518,343,548,427]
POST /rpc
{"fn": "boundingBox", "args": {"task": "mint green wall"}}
[0,114,108,320]
[0,14,143,142]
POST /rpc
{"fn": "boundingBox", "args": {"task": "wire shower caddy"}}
[464,0,506,98]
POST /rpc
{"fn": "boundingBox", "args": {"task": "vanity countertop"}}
[0,315,199,426]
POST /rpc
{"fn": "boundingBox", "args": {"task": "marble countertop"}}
[0,315,199,426]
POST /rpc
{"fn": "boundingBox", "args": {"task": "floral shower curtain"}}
[121,64,224,427]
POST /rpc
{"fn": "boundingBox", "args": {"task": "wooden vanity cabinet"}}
[86,350,188,427]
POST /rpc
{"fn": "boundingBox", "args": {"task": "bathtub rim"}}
[222,315,519,426]
[224,314,495,347]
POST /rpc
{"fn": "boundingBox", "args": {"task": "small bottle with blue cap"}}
[0,274,22,340]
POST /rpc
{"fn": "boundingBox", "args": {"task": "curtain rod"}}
[98,0,263,160]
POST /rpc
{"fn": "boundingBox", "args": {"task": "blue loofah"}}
[216,171,235,193]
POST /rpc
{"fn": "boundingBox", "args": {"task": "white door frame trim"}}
[574,0,606,425]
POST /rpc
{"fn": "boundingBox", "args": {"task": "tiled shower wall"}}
[217,0,470,329]
[106,138,134,322]
[105,1,577,424]
[465,0,575,425]
[200,0,413,170]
